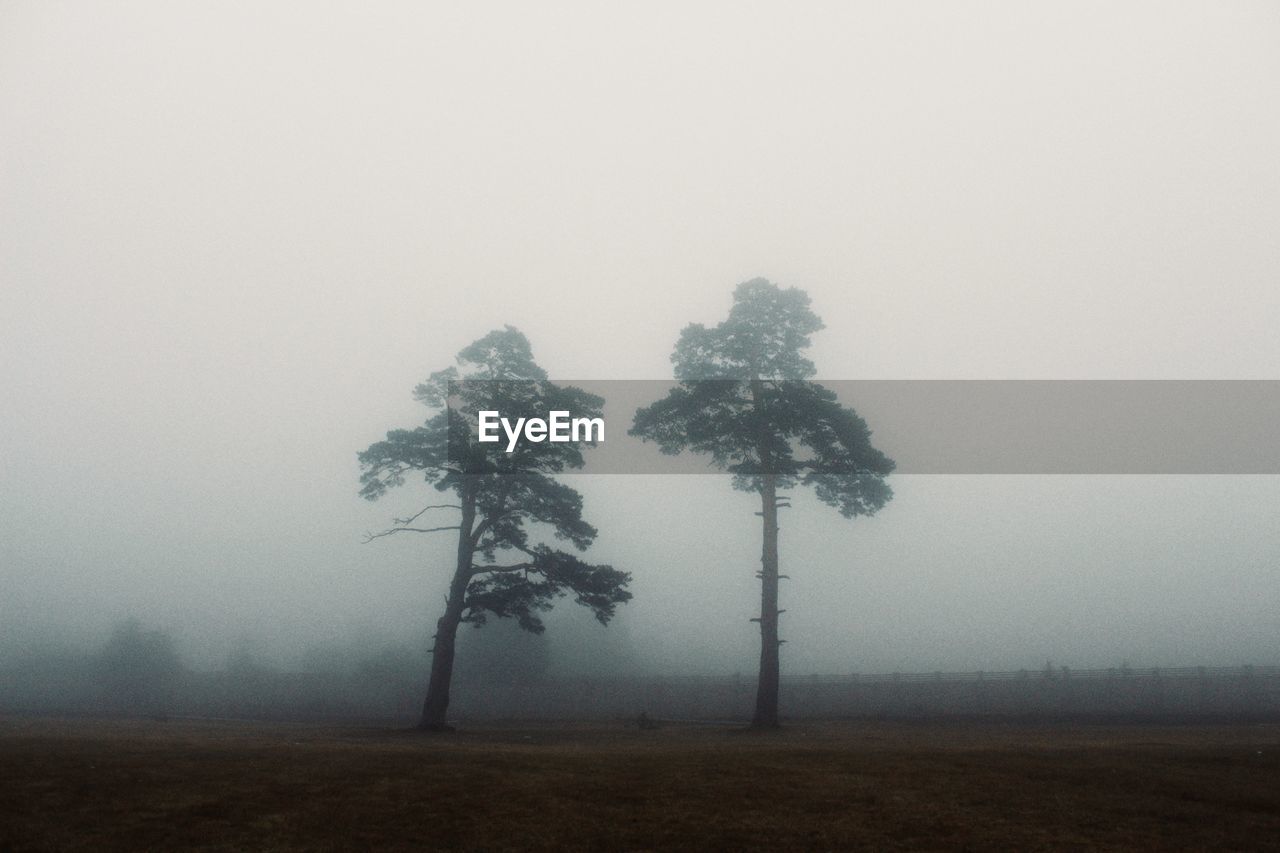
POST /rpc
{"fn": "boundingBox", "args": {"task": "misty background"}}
[2,2,1278,682]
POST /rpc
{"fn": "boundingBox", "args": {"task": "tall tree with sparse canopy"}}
[631,279,893,728]
[359,327,631,730]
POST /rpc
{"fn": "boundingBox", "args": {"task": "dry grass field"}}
[2,715,1279,851]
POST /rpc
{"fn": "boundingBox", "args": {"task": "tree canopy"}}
[632,279,895,514]
[359,326,631,634]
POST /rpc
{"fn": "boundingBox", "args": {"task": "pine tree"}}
[631,280,893,727]
[360,327,631,730]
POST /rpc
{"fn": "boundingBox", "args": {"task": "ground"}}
[2,715,1279,850]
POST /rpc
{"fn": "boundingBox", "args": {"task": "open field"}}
[2,716,1279,851]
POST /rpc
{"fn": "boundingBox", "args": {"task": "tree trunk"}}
[419,608,462,730]
[750,377,782,729]
[752,471,782,728]
[418,479,476,731]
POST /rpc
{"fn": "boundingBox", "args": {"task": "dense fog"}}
[3,1,1278,708]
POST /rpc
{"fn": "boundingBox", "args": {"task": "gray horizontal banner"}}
[448,380,1280,474]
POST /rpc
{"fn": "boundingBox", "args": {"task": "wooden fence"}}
[449,665,1280,721]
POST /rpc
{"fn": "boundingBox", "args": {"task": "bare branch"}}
[392,504,462,526]
[362,525,460,543]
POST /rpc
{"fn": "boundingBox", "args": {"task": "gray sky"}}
[2,1,1278,673]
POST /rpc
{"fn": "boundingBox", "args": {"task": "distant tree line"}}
[5,619,1276,724]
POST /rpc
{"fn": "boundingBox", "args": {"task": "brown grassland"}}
[2,715,1279,851]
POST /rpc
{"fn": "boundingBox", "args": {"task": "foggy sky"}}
[2,1,1278,674]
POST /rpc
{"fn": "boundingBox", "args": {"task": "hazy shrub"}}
[96,619,182,714]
